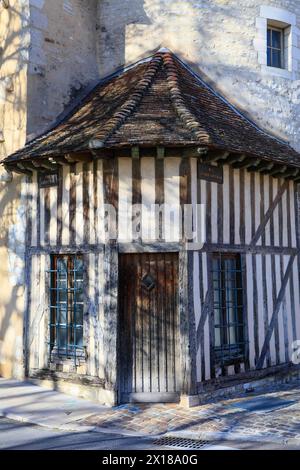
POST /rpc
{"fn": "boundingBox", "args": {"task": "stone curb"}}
[164,429,289,445]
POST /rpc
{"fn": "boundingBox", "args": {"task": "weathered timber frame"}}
[20,144,300,405]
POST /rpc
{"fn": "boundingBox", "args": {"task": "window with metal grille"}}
[50,255,84,360]
[267,26,284,68]
[212,253,245,365]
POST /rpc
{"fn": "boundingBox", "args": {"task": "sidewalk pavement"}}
[83,382,300,446]
[0,378,107,432]
[1,378,300,446]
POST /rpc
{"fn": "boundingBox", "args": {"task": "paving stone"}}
[82,382,300,443]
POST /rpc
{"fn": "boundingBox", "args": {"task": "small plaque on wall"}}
[198,162,223,184]
[38,172,58,188]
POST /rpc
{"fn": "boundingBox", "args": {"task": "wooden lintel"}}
[65,152,92,163]
[156,147,165,160]
[131,146,140,160]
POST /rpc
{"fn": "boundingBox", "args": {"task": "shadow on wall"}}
[0,0,28,379]
[0,1,28,159]
[97,0,297,147]
[97,0,152,76]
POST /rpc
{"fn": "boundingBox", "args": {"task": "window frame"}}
[212,252,246,366]
[267,24,284,69]
[49,254,85,361]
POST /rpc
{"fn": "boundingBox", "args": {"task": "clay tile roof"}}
[4,49,300,167]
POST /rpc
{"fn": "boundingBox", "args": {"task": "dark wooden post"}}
[179,156,197,402]
[103,242,119,401]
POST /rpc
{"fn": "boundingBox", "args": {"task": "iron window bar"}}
[48,255,84,366]
[212,253,246,366]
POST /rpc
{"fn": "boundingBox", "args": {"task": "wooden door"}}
[119,252,180,403]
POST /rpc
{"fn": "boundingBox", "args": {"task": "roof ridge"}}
[90,55,163,148]
[160,52,212,145]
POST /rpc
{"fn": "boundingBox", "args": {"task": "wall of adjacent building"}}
[27,0,99,139]
[0,0,100,379]
[97,0,300,152]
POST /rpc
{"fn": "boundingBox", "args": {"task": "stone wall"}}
[0,0,30,379]
[27,0,99,138]
[97,0,300,151]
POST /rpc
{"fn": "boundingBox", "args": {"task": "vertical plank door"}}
[119,252,180,403]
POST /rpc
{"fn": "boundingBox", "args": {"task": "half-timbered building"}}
[3,50,300,406]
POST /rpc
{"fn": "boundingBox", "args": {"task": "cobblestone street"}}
[84,382,300,445]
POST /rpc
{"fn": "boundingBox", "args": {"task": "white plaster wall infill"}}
[255,5,300,80]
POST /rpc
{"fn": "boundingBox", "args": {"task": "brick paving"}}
[84,383,300,443]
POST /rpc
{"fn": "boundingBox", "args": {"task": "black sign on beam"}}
[38,172,59,188]
[198,162,224,184]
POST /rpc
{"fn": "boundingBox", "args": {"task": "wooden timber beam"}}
[250,180,288,247]
[222,153,246,165]
[293,172,300,182]
[21,161,43,172]
[201,150,229,163]
[50,156,70,166]
[156,147,165,160]
[16,163,32,175]
[65,152,93,163]
[5,164,25,175]
[233,157,260,169]
[131,146,140,160]
[182,147,206,158]
[31,160,58,171]
[269,165,288,177]
[256,255,296,370]
[253,161,274,173]
[280,167,300,179]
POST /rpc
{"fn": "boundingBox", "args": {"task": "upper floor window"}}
[267,25,284,68]
[255,6,299,79]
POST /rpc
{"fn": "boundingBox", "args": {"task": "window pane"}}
[58,327,67,349]
[212,254,245,364]
[267,28,271,47]
[57,257,68,276]
[75,327,83,349]
[74,257,84,274]
[267,47,271,66]
[58,304,67,325]
[272,49,281,68]
[272,29,282,49]
[74,304,84,326]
